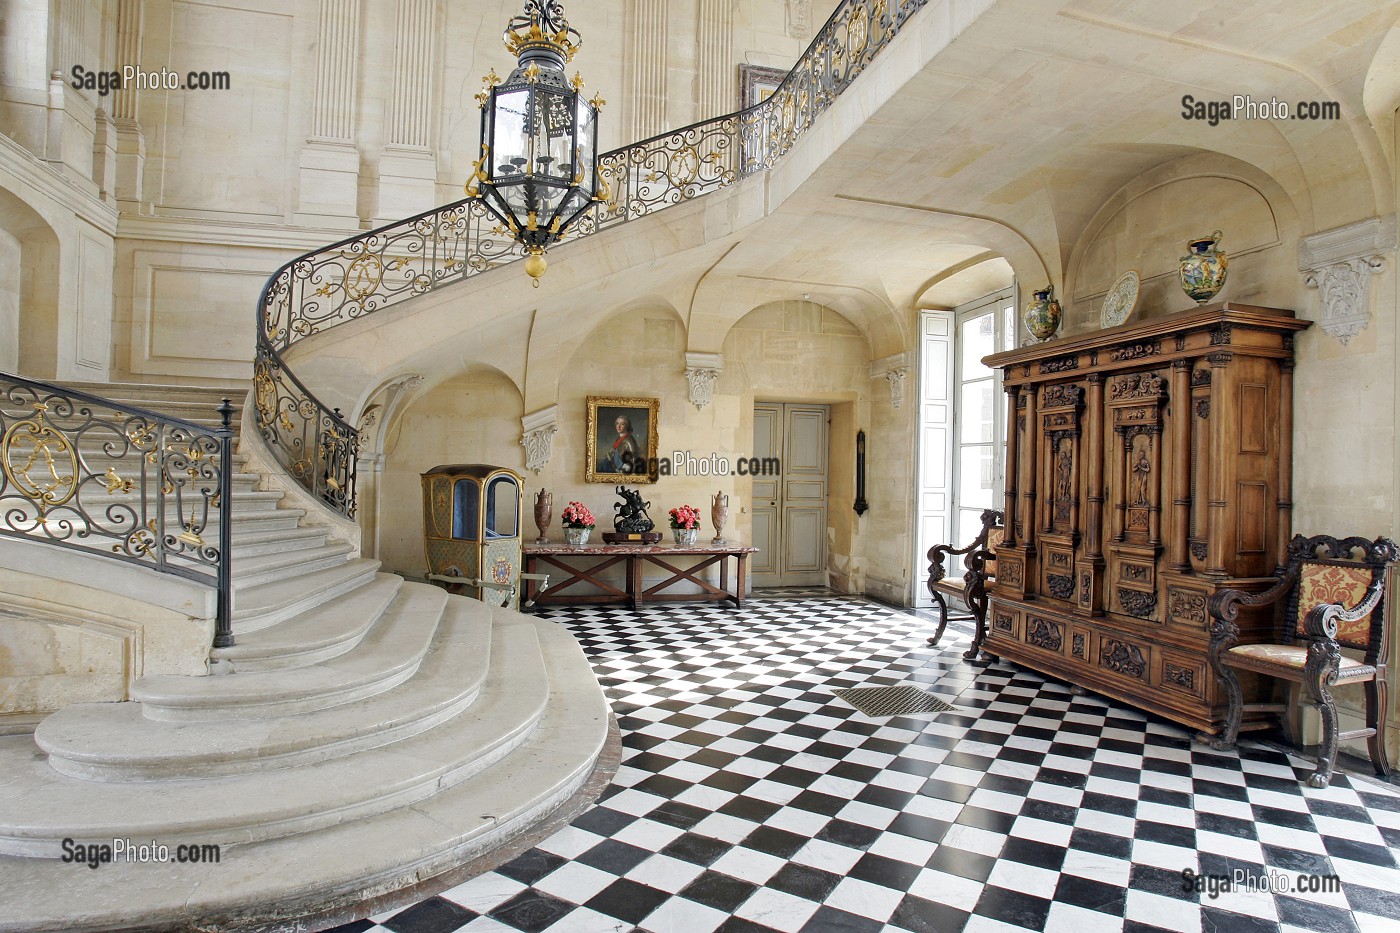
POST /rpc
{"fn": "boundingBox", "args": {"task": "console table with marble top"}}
[522,543,759,609]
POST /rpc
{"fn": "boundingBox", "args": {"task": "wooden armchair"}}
[926,509,1003,660]
[1205,533,1399,788]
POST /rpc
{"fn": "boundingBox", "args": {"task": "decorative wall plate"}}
[1101,270,1141,329]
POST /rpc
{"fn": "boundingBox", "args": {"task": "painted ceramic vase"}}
[673,527,699,547]
[533,489,552,544]
[1179,230,1228,304]
[564,526,591,547]
[1024,286,1062,342]
[710,491,729,546]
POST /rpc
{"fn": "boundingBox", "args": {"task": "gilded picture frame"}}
[739,64,786,110]
[586,396,660,484]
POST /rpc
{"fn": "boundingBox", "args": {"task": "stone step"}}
[0,611,551,856]
[214,573,401,671]
[3,383,246,435]
[232,540,355,589]
[0,614,609,933]
[208,505,308,537]
[228,524,330,559]
[137,581,447,721]
[36,589,492,780]
[232,558,382,633]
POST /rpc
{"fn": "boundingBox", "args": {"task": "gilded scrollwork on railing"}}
[252,354,357,518]
[0,377,232,587]
[252,0,929,518]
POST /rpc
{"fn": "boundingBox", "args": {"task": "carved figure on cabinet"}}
[1052,437,1075,523]
[1131,439,1151,506]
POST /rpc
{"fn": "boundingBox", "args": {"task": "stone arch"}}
[374,363,526,575]
[1062,151,1303,336]
[914,255,1015,311]
[0,185,61,378]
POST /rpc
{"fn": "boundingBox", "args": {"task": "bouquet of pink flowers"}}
[668,504,701,529]
[561,501,596,528]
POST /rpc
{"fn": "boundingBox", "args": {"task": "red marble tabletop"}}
[524,543,759,555]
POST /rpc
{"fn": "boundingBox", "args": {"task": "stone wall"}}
[375,300,903,598]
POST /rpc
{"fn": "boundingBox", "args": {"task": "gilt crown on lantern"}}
[503,0,582,66]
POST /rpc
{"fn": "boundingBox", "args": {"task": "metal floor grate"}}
[835,684,957,717]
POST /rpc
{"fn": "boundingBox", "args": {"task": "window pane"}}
[1002,304,1016,351]
[958,444,995,509]
[959,378,994,444]
[960,313,995,381]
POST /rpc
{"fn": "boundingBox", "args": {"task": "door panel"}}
[752,402,829,587]
[783,507,824,574]
[751,404,782,580]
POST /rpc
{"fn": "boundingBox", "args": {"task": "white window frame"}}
[949,287,1016,566]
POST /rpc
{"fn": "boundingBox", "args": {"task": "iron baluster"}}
[215,398,234,648]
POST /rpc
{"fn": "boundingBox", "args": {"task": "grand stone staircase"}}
[0,383,613,932]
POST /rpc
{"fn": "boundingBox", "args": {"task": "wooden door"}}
[752,402,829,587]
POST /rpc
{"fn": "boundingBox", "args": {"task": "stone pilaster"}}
[375,0,438,225]
[695,0,733,120]
[630,0,668,139]
[112,0,146,207]
[297,0,364,228]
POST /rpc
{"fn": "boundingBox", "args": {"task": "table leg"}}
[628,555,642,610]
[734,554,746,609]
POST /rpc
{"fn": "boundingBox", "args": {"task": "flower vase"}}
[1024,286,1062,342]
[673,527,698,547]
[533,490,553,544]
[564,526,591,547]
[710,491,729,545]
[1179,230,1228,304]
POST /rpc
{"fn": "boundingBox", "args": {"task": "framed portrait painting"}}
[586,396,660,484]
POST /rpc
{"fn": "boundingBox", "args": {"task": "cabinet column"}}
[1206,352,1232,575]
[1021,388,1037,550]
[1148,426,1163,547]
[1276,359,1295,572]
[1169,360,1192,570]
[1003,385,1020,547]
[1085,375,1104,561]
[1114,429,1129,543]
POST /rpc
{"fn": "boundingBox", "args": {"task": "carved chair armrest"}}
[963,546,994,577]
[927,540,980,584]
[1300,574,1386,643]
[1206,570,1296,654]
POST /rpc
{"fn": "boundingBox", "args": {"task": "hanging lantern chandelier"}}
[467,0,605,287]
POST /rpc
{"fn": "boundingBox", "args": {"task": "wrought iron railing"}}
[0,374,236,646]
[253,0,928,517]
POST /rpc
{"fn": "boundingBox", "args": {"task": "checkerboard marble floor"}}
[327,592,1400,933]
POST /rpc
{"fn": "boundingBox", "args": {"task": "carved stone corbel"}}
[520,405,559,474]
[870,351,913,410]
[684,352,723,409]
[1298,216,1397,345]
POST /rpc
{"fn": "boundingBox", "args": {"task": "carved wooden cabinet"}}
[984,304,1309,734]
